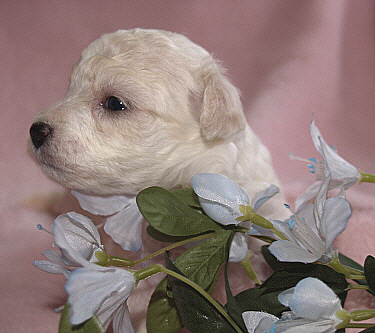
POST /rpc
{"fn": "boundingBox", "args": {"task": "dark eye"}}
[103,96,127,111]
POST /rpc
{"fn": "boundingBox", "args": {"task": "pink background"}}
[1,1,375,332]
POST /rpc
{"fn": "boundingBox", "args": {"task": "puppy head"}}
[29,29,246,195]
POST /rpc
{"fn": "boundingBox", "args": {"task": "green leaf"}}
[58,304,105,333]
[171,186,201,208]
[174,230,233,290]
[338,252,365,272]
[146,277,183,333]
[165,253,238,333]
[137,186,220,236]
[364,255,375,293]
[234,287,288,317]
[146,225,194,243]
[359,327,375,333]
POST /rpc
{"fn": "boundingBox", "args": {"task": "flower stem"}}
[240,252,262,285]
[251,213,288,241]
[347,284,370,290]
[359,171,375,184]
[109,232,215,267]
[350,309,375,321]
[328,254,351,279]
[344,323,375,329]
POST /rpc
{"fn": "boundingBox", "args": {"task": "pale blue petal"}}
[42,249,65,265]
[320,197,351,248]
[191,174,249,205]
[112,304,135,333]
[310,119,360,182]
[254,317,278,333]
[53,212,102,264]
[104,198,143,252]
[191,173,249,225]
[32,260,65,274]
[313,176,331,224]
[268,240,320,263]
[198,197,242,225]
[247,224,278,239]
[71,190,131,215]
[275,317,336,333]
[228,233,248,263]
[251,185,279,212]
[242,311,278,333]
[277,287,295,307]
[320,136,360,182]
[272,220,296,242]
[287,278,342,320]
[65,267,135,326]
[52,218,98,268]
[295,182,321,211]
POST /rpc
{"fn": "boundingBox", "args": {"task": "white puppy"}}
[29,28,285,331]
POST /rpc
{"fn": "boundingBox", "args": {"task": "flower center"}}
[289,153,325,180]
[284,205,326,256]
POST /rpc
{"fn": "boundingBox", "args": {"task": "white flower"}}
[268,176,351,263]
[33,212,104,277]
[191,173,279,262]
[292,119,360,209]
[275,277,344,333]
[242,311,278,333]
[72,190,144,252]
[242,278,345,333]
[65,265,136,333]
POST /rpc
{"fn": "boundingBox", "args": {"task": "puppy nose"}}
[30,122,53,149]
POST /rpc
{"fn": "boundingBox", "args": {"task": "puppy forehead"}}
[80,29,208,63]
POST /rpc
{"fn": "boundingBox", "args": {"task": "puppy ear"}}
[199,58,246,140]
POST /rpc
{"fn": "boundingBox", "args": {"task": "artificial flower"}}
[65,264,136,333]
[268,176,351,263]
[275,277,344,332]
[72,190,144,252]
[292,119,360,209]
[33,212,104,276]
[242,311,278,333]
[191,173,279,262]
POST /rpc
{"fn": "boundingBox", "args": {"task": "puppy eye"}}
[103,96,127,111]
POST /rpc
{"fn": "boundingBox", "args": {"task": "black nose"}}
[30,122,53,149]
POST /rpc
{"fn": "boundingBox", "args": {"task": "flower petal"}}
[53,212,102,264]
[228,233,248,263]
[313,175,330,225]
[112,303,136,333]
[251,184,279,212]
[284,277,342,320]
[191,173,249,225]
[277,287,295,307]
[242,311,278,333]
[247,224,278,239]
[268,240,320,263]
[65,267,135,326]
[275,316,337,333]
[310,119,360,182]
[104,198,144,252]
[32,260,65,274]
[42,249,65,266]
[295,182,321,211]
[72,190,131,215]
[320,197,351,248]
